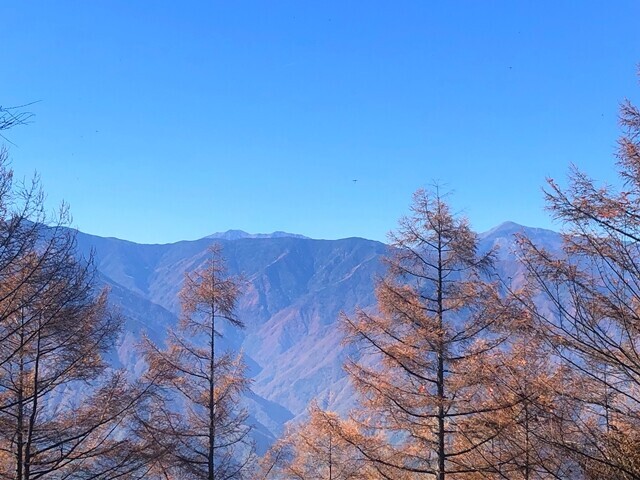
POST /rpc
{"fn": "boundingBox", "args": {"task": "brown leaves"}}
[339,188,510,478]
[140,243,254,479]
[261,403,383,480]
[179,244,244,337]
[0,173,144,478]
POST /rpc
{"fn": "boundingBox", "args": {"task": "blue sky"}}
[2,1,639,243]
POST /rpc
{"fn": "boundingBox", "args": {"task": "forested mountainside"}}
[70,222,561,451]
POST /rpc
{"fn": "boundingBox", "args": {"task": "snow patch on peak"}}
[206,230,310,240]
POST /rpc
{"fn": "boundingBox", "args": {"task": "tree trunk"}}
[436,222,446,480]
[24,324,42,480]
[209,317,215,480]
[16,312,25,480]
[209,265,217,480]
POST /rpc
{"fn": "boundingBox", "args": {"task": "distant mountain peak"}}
[206,230,310,241]
[480,221,559,239]
[480,221,527,238]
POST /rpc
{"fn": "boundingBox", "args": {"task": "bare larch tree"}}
[0,154,151,479]
[338,188,510,479]
[516,94,640,478]
[141,243,254,480]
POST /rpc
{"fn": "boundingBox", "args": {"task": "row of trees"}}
[261,100,640,478]
[0,150,148,478]
[4,85,640,478]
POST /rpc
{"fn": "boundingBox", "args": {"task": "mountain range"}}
[69,223,562,453]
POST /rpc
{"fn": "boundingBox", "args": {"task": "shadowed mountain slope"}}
[69,224,561,448]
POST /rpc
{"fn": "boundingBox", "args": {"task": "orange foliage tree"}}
[140,244,254,479]
[336,189,511,480]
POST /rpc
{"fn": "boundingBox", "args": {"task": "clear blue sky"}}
[2,1,639,243]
